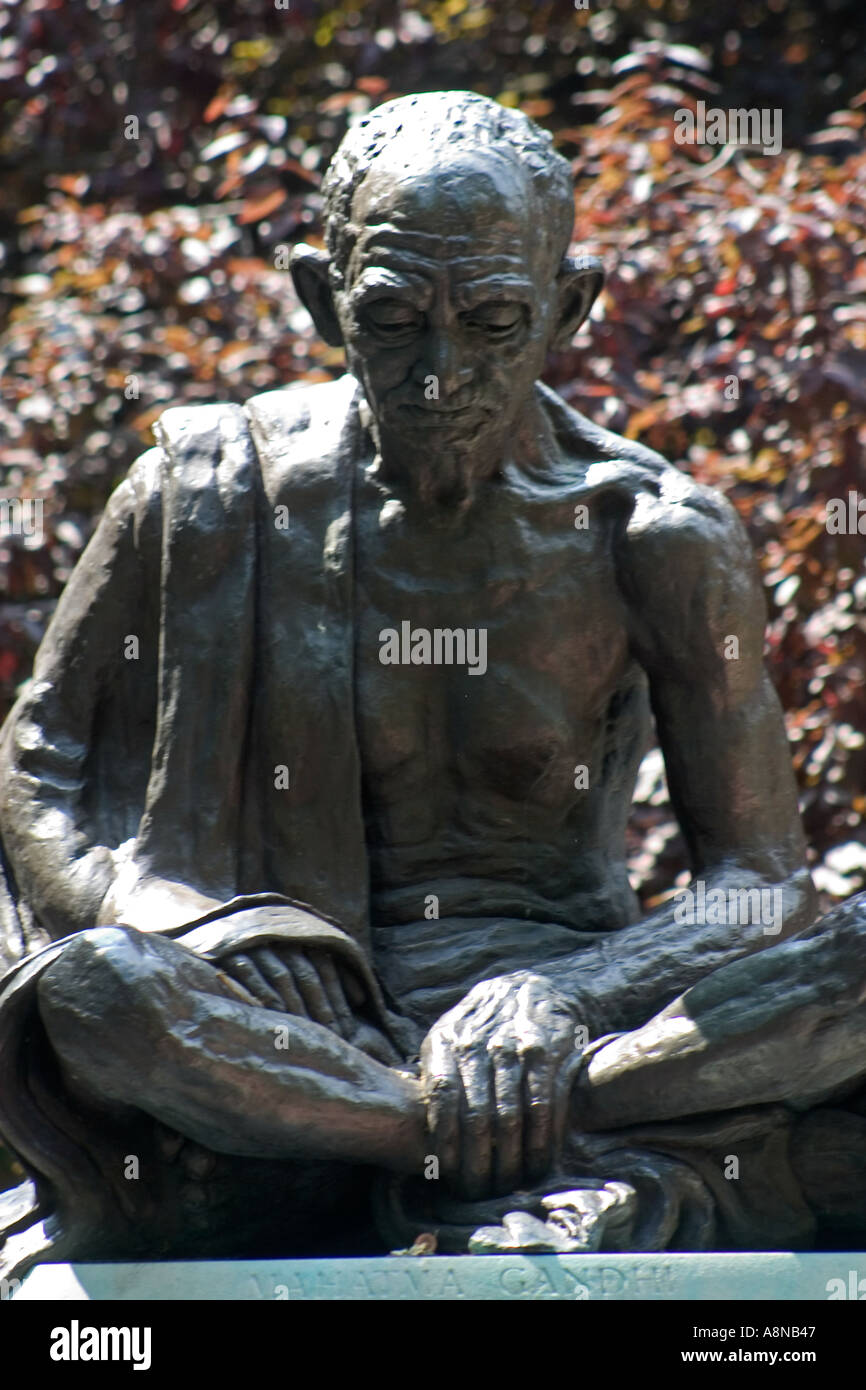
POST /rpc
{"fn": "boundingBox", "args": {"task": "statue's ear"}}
[551,254,604,350]
[289,244,344,348]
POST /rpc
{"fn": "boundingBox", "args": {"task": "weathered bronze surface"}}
[1,92,863,1274]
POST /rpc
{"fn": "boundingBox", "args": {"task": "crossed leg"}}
[37,926,427,1173]
[575,894,866,1132]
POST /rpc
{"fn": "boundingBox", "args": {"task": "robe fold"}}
[0,376,395,1271]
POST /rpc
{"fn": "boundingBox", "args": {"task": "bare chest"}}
[352,477,636,805]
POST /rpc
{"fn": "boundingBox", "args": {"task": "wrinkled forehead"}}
[344,148,544,286]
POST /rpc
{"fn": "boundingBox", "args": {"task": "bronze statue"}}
[1,91,864,1275]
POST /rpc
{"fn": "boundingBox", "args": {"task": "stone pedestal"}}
[12,1252,864,1301]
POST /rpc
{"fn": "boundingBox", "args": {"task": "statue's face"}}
[334,149,560,494]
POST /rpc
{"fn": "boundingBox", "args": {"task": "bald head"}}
[322,90,576,284]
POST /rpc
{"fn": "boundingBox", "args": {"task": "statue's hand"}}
[221,945,401,1065]
[420,971,578,1200]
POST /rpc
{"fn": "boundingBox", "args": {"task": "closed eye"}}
[364,299,425,338]
[461,301,526,337]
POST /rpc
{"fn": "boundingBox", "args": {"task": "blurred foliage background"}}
[0,0,865,916]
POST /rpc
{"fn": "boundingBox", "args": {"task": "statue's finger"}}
[350,1019,403,1066]
[338,966,367,1009]
[422,1035,460,1183]
[252,948,308,1018]
[458,1053,494,1201]
[286,950,338,1030]
[214,969,261,1008]
[224,953,284,1011]
[492,1052,523,1195]
[523,1056,556,1183]
[313,953,356,1038]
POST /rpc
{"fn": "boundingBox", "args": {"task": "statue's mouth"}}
[397,403,481,427]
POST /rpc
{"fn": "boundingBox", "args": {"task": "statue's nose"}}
[424,333,474,396]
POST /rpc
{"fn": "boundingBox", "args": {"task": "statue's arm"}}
[0,448,185,937]
[535,471,818,1036]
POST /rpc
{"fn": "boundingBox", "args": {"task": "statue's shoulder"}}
[536,379,668,485]
[537,380,750,571]
[151,375,358,471]
[245,373,358,446]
